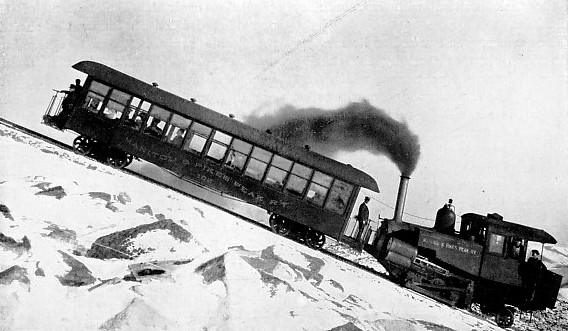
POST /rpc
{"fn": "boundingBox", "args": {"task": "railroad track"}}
[0,116,387,279]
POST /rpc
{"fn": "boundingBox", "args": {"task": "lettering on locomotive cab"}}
[420,235,480,256]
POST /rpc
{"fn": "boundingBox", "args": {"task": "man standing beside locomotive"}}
[355,196,370,252]
[522,249,548,304]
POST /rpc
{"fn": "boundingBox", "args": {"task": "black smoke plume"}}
[244,100,420,176]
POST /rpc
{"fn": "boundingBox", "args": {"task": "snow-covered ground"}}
[0,125,566,331]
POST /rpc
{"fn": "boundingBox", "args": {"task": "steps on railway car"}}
[42,115,64,131]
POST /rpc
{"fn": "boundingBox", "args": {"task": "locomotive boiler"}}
[365,176,562,328]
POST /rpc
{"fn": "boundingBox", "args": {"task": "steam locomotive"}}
[364,176,562,328]
[42,61,562,328]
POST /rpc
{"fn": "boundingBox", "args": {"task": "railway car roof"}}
[72,61,380,192]
[462,213,557,244]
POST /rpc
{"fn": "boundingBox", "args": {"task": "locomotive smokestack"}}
[393,175,410,222]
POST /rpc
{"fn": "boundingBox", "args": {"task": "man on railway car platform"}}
[46,79,82,129]
[355,197,370,252]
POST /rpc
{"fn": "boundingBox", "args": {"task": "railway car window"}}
[149,105,170,121]
[311,171,333,187]
[165,114,192,147]
[244,147,272,181]
[264,155,292,189]
[110,89,131,105]
[306,171,332,207]
[184,122,212,154]
[143,106,169,138]
[285,163,313,197]
[488,233,505,254]
[83,93,103,113]
[83,81,110,113]
[324,179,354,215]
[89,81,111,96]
[250,147,272,163]
[207,131,232,161]
[306,183,327,206]
[102,89,131,120]
[225,139,252,171]
[123,98,151,130]
[271,155,293,171]
[264,167,287,189]
[245,159,268,181]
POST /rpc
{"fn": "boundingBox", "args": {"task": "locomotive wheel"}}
[495,307,514,328]
[73,136,94,156]
[106,150,130,169]
[269,214,291,236]
[305,229,326,250]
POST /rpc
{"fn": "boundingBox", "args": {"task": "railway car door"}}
[341,188,381,246]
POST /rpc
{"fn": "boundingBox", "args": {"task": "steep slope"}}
[0,125,566,330]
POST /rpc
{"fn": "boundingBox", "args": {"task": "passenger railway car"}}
[43,61,381,250]
[43,61,562,328]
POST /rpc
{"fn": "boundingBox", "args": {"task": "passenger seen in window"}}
[145,118,163,137]
[170,129,185,146]
[124,111,141,128]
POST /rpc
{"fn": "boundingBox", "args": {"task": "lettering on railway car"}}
[195,161,289,208]
[197,174,213,185]
[126,138,178,163]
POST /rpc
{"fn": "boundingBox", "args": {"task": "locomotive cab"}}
[466,213,562,313]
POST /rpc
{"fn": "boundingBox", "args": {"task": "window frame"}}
[164,114,192,148]
[206,130,233,162]
[183,121,213,155]
[142,104,170,139]
[262,154,293,191]
[243,146,272,181]
[122,96,152,131]
[488,232,506,255]
[505,236,526,260]
[323,178,355,215]
[304,170,333,207]
[224,138,253,173]
[284,162,314,198]
[82,80,111,115]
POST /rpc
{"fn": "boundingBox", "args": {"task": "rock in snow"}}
[86,219,205,260]
[0,125,567,330]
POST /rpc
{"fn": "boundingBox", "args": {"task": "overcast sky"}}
[1,0,567,244]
